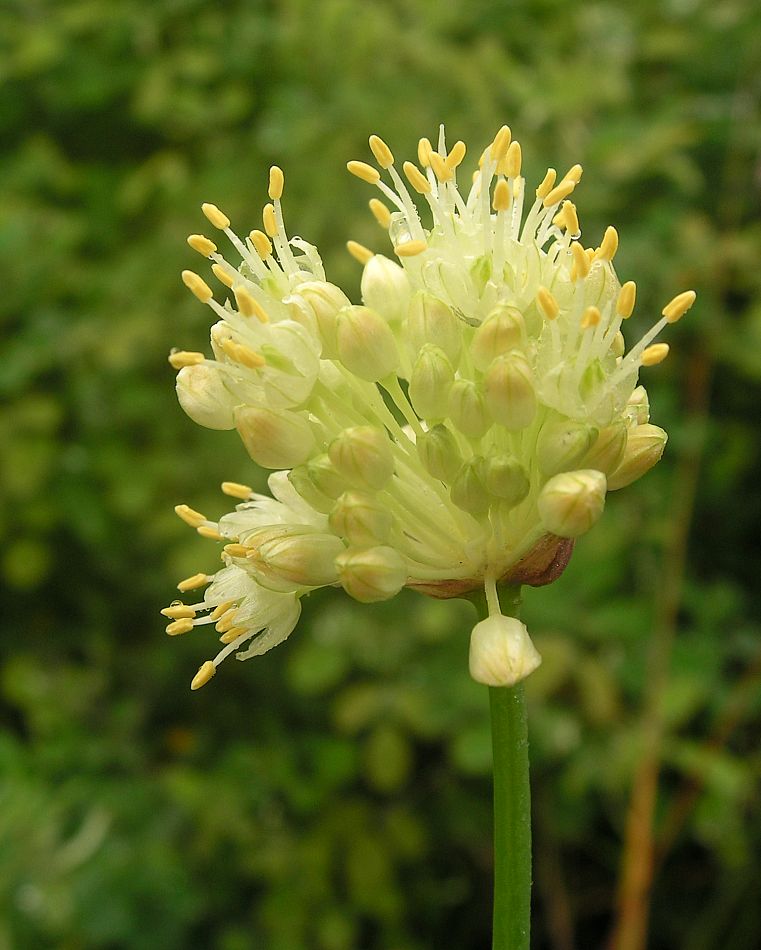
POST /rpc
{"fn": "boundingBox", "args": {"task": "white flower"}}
[164,131,694,689]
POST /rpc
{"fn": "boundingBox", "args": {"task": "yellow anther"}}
[446,140,467,170]
[417,137,433,168]
[168,350,204,370]
[201,203,231,230]
[268,165,284,200]
[402,161,431,194]
[617,281,637,318]
[222,339,266,369]
[234,286,269,322]
[580,305,602,329]
[190,660,216,691]
[490,125,512,162]
[641,343,670,367]
[596,226,619,262]
[662,289,696,323]
[175,504,207,528]
[346,240,374,265]
[369,134,394,168]
[161,604,197,620]
[570,242,590,279]
[585,248,595,263]
[368,197,391,229]
[197,525,224,541]
[563,164,583,184]
[166,618,195,636]
[561,201,579,235]
[215,609,238,633]
[536,168,557,199]
[429,152,452,182]
[219,625,248,644]
[249,229,272,258]
[505,141,522,178]
[537,286,560,320]
[223,543,249,558]
[543,179,576,207]
[492,179,511,212]
[187,234,217,257]
[178,573,209,592]
[612,330,625,357]
[347,160,381,184]
[210,600,236,621]
[221,481,253,499]
[181,270,213,303]
[262,203,278,238]
[211,263,235,288]
[394,239,428,258]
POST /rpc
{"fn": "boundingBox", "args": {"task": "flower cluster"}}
[163,126,694,691]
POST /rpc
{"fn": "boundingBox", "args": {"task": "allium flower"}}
[164,127,694,691]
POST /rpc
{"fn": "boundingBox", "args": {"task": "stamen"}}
[223,543,249,557]
[446,140,467,170]
[492,179,511,212]
[369,198,391,228]
[641,343,670,366]
[268,166,285,200]
[210,600,236,621]
[187,234,217,256]
[543,180,576,208]
[563,164,583,184]
[571,242,590,279]
[234,286,269,322]
[211,263,235,288]
[561,202,579,235]
[369,134,394,168]
[178,573,210,592]
[595,226,619,261]
[221,481,253,499]
[537,286,560,320]
[346,240,374,264]
[536,168,557,199]
[394,239,428,257]
[219,625,248,644]
[161,605,196,620]
[201,203,231,230]
[505,141,522,178]
[262,203,278,238]
[215,609,238,633]
[168,351,204,369]
[581,305,601,329]
[181,270,213,303]
[402,161,432,194]
[662,290,696,323]
[429,152,452,183]
[249,229,273,258]
[347,160,381,184]
[418,137,433,167]
[175,504,207,527]
[191,660,216,690]
[166,618,194,636]
[197,525,224,541]
[617,281,637,318]
[221,339,266,369]
[491,125,511,162]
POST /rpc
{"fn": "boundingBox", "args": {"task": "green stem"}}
[470,586,532,950]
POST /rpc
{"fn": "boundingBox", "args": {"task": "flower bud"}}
[249,525,344,592]
[485,456,530,506]
[286,281,350,358]
[448,379,491,438]
[408,344,455,419]
[336,305,399,381]
[537,418,598,476]
[484,351,537,430]
[235,406,315,469]
[538,469,607,538]
[361,255,411,323]
[607,424,667,490]
[469,615,542,687]
[624,386,650,426]
[416,424,462,482]
[451,457,490,515]
[329,426,395,490]
[582,422,627,476]
[470,305,525,371]
[176,363,237,430]
[329,491,393,546]
[288,466,335,514]
[306,454,348,499]
[336,545,407,603]
[407,292,462,364]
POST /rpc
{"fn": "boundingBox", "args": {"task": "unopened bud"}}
[235,406,315,469]
[409,345,455,419]
[625,386,650,426]
[407,292,463,364]
[538,469,607,538]
[485,456,530,506]
[288,466,335,514]
[416,424,462,482]
[469,615,542,687]
[329,491,393,546]
[336,546,407,603]
[451,457,490,515]
[470,306,525,371]
[484,351,537,430]
[582,423,627,476]
[448,379,491,438]
[336,306,399,381]
[537,418,599,476]
[306,454,348,499]
[176,364,237,430]
[329,426,395,490]
[286,281,350,358]
[249,526,344,592]
[361,255,411,323]
[607,424,667,490]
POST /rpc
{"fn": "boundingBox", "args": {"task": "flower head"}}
[164,127,694,689]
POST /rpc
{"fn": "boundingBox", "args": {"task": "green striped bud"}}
[306,454,348,499]
[409,344,454,419]
[329,491,393,546]
[582,422,627,476]
[361,255,411,323]
[336,305,399,381]
[329,426,395,490]
[286,281,350,359]
[537,417,598,477]
[235,406,315,469]
[469,615,542,687]
[607,424,667,490]
[470,305,525,371]
[288,466,335,514]
[484,351,537,430]
[407,292,462,364]
[448,380,491,438]
[485,456,530,506]
[336,546,408,603]
[451,457,490,515]
[176,363,237,430]
[248,525,345,592]
[538,469,607,538]
[416,424,462,482]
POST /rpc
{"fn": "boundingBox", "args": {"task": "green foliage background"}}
[1,1,760,947]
